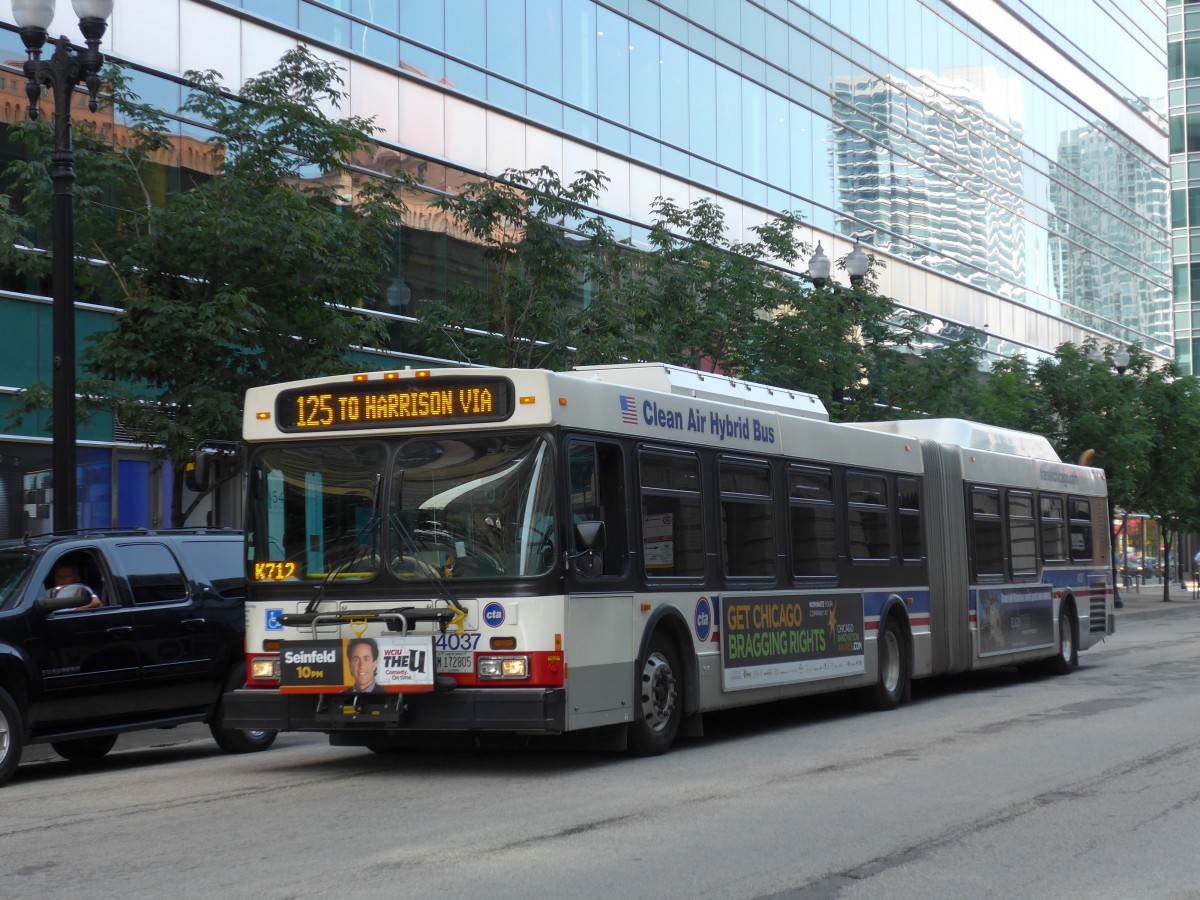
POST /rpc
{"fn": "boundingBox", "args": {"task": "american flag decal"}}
[619,395,638,424]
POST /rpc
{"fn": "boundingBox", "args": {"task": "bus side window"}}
[847,472,891,561]
[970,486,1004,578]
[719,457,775,578]
[638,448,705,579]
[789,466,837,577]
[1068,497,1093,562]
[567,440,627,577]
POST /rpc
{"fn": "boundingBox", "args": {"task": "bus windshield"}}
[246,433,556,584]
[391,434,555,580]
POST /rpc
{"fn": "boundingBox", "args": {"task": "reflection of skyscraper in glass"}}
[1050,125,1171,347]
[831,70,1026,301]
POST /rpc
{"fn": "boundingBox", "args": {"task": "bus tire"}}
[867,616,908,711]
[51,734,117,761]
[0,688,23,787]
[210,667,278,754]
[630,633,682,756]
[1047,601,1078,676]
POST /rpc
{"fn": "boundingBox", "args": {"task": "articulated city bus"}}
[222,363,1114,755]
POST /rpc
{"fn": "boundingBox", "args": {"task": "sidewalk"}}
[1114,576,1200,614]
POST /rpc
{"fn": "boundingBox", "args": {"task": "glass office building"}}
[0,0,1170,534]
[1170,0,1200,374]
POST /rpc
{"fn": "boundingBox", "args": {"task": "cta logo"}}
[483,601,506,628]
[695,596,713,642]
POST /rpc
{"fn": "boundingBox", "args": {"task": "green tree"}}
[620,198,808,375]
[4,48,405,526]
[416,166,633,369]
[1120,362,1200,599]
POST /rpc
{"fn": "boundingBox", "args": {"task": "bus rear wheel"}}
[630,634,682,756]
[1046,602,1078,676]
[867,616,908,711]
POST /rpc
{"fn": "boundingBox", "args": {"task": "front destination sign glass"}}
[276,377,514,432]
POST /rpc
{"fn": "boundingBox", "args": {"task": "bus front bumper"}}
[222,687,566,735]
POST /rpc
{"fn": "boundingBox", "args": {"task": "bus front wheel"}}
[630,634,682,756]
[867,616,908,711]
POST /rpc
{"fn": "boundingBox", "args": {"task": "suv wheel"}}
[0,688,23,787]
[210,668,278,754]
[51,734,118,761]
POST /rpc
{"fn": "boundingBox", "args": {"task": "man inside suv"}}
[47,559,101,610]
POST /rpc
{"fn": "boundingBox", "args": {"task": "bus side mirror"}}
[574,520,606,552]
[186,450,217,492]
[573,520,606,578]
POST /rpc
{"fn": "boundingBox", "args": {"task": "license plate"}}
[436,652,475,674]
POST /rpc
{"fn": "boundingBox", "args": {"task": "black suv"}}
[0,528,275,786]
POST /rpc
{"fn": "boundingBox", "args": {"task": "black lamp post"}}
[13,0,114,532]
[1088,344,1132,608]
[807,239,872,408]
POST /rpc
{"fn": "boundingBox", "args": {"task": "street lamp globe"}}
[11,0,56,30]
[72,0,115,20]
[846,241,869,285]
[1114,348,1130,375]
[808,242,831,287]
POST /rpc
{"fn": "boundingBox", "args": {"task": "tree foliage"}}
[3,48,406,525]
[415,166,632,369]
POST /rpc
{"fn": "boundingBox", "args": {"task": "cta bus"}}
[222,363,1114,754]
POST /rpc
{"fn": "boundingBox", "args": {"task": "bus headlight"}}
[250,656,280,681]
[477,656,529,679]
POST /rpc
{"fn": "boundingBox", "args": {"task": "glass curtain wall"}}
[207,0,1170,359]
[1170,0,1200,374]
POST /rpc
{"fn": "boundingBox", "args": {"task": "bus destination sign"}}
[276,377,514,432]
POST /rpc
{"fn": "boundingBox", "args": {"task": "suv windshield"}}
[0,549,37,609]
[246,433,556,583]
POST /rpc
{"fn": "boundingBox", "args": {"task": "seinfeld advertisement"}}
[279,636,435,693]
[721,594,865,690]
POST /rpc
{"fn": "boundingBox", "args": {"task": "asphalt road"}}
[4,596,1199,900]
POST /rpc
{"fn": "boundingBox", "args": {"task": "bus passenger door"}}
[565,592,637,729]
[563,438,636,728]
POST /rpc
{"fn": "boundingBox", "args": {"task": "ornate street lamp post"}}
[1088,344,1132,608]
[12,0,114,531]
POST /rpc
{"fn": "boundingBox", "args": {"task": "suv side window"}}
[116,542,189,605]
[178,539,245,599]
[44,548,109,607]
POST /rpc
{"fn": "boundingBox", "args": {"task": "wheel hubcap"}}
[640,652,677,732]
[0,709,9,761]
[881,630,900,693]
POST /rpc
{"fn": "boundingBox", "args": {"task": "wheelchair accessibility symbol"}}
[266,608,284,631]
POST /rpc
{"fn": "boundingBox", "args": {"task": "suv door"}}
[27,548,141,727]
[113,541,219,711]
